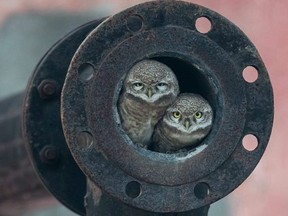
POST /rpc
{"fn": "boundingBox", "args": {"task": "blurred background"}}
[0,0,286,215]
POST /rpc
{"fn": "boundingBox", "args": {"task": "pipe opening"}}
[117,56,218,154]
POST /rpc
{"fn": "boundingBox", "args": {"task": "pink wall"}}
[0,1,287,215]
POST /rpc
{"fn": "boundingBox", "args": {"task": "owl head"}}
[123,60,179,106]
[162,93,213,146]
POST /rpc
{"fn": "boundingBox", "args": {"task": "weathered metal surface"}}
[85,180,209,216]
[61,0,273,213]
[22,19,106,215]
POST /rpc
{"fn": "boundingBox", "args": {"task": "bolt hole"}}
[242,134,258,151]
[78,63,95,82]
[125,181,142,198]
[77,131,94,149]
[195,17,212,34]
[242,66,259,83]
[194,182,210,199]
[126,15,143,32]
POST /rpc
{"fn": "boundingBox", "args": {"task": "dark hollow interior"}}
[151,57,216,111]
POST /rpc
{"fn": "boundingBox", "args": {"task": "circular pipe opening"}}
[117,56,218,154]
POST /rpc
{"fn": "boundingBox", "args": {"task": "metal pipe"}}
[1,1,273,216]
[0,93,52,214]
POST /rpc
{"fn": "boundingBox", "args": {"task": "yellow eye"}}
[172,111,181,119]
[195,112,203,119]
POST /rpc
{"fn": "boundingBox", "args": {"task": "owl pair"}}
[118,60,213,153]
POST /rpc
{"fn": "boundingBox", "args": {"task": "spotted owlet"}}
[152,93,213,153]
[118,59,179,149]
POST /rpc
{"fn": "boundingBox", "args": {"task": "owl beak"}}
[147,88,153,98]
[184,119,191,129]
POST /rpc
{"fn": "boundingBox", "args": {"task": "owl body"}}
[152,93,213,153]
[118,60,179,148]
[119,94,169,147]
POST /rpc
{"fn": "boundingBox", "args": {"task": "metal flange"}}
[61,0,273,213]
[23,19,105,215]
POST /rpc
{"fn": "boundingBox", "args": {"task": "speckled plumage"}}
[152,93,213,153]
[118,60,179,148]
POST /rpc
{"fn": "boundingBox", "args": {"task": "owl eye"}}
[133,82,144,91]
[156,82,168,91]
[194,111,203,119]
[172,111,181,119]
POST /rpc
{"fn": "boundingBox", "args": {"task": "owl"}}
[152,93,213,153]
[118,59,179,149]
